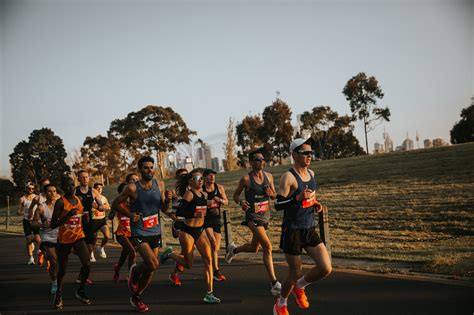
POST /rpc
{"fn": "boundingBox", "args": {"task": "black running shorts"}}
[279,227,322,255]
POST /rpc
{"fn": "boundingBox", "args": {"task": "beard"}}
[143,173,153,181]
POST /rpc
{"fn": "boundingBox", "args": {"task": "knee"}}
[145,257,159,271]
[321,263,332,277]
[129,250,136,260]
[262,242,272,253]
[250,245,260,253]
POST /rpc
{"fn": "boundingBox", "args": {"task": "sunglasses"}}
[27,187,35,190]
[253,157,265,162]
[192,175,203,182]
[296,150,314,156]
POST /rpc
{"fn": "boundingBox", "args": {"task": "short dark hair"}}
[77,169,88,177]
[39,178,50,186]
[248,148,264,161]
[93,182,103,189]
[138,156,154,169]
[175,168,188,178]
[43,183,57,193]
[125,172,139,183]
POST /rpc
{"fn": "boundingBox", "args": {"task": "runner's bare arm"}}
[27,195,40,220]
[265,172,277,200]
[50,199,76,229]
[31,204,43,228]
[112,183,139,221]
[216,184,229,206]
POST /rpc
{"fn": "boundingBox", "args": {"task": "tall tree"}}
[223,117,239,171]
[342,72,390,154]
[9,128,70,187]
[450,104,474,144]
[236,115,264,153]
[300,106,365,159]
[261,98,294,163]
[109,105,196,178]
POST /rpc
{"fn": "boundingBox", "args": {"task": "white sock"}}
[296,276,311,289]
[278,296,287,307]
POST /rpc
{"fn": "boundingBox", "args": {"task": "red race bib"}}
[142,214,158,229]
[65,214,82,228]
[254,200,269,213]
[302,192,317,209]
[120,216,130,228]
[195,205,207,217]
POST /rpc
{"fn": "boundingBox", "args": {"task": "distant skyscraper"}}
[402,133,414,151]
[196,142,213,169]
[373,142,384,154]
[211,157,219,172]
[383,129,394,152]
[424,139,432,148]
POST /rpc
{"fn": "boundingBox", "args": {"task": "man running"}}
[91,182,111,259]
[32,183,59,294]
[112,156,172,313]
[272,138,332,315]
[227,148,281,296]
[202,168,228,281]
[17,182,39,265]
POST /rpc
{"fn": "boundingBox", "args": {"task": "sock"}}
[278,296,287,307]
[271,280,278,286]
[296,276,311,289]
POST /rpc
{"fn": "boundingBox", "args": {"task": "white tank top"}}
[40,201,58,243]
[21,195,36,220]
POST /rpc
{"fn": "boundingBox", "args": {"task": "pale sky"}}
[1,0,473,178]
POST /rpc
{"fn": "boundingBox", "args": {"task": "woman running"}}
[160,169,221,304]
[51,176,92,309]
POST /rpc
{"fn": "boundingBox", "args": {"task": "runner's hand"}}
[239,200,250,211]
[131,213,140,222]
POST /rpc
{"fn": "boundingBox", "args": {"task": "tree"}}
[300,106,365,159]
[342,72,390,154]
[109,105,196,178]
[223,118,239,171]
[236,115,264,153]
[450,104,474,144]
[9,128,70,187]
[0,178,17,207]
[261,98,294,163]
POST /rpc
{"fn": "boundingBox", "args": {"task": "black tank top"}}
[244,172,271,223]
[283,168,317,229]
[204,183,222,221]
[75,187,93,215]
[179,190,208,221]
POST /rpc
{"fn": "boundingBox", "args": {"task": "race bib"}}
[120,216,130,228]
[64,214,82,228]
[93,209,106,219]
[142,214,158,229]
[195,205,207,217]
[302,192,317,209]
[254,200,269,213]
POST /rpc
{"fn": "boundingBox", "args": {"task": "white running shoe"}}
[99,247,107,259]
[90,252,96,263]
[28,256,35,265]
[225,242,237,264]
[271,281,282,296]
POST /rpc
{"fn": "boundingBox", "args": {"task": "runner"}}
[160,168,221,304]
[110,174,138,283]
[202,168,228,282]
[51,176,92,309]
[272,138,332,315]
[112,156,172,313]
[32,183,59,294]
[17,182,38,265]
[91,182,111,259]
[227,148,281,296]
[27,178,52,266]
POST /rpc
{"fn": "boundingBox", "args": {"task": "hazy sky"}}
[1,0,473,178]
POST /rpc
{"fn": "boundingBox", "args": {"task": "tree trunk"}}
[364,116,369,154]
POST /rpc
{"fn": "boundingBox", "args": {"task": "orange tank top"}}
[58,196,85,244]
[115,201,131,237]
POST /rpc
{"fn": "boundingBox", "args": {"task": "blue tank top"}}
[283,168,317,229]
[244,172,271,224]
[130,179,162,236]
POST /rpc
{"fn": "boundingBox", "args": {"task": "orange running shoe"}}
[169,272,181,286]
[273,301,289,315]
[292,287,309,309]
[38,250,44,267]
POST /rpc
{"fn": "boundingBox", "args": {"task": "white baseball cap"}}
[289,138,315,152]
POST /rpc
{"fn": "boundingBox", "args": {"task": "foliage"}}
[223,118,239,171]
[450,104,474,144]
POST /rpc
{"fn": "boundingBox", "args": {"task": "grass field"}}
[1,143,473,276]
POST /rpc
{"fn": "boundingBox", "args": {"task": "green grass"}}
[1,143,473,276]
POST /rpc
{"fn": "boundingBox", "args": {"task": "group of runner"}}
[16,137,331,314]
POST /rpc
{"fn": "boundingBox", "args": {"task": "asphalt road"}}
[0,233,472,315]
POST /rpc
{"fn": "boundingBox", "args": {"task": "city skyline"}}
[1,0,473,178]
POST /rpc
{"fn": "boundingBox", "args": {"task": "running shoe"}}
[292,287,309,309]
[169,272,181,286]
[76,277,93,285]
[213,270,226,281]
[53,291,63,310]
[75,288,92,305]
[271,281,282,296]
[99,247,107,259]
[159,247,172,264]
[38,250,44,266]
[273,301,289,315]
[90,252,96,263]
[113,263,120,283]
[225,242,237,263]
[130,294,149,313]
[51,280,58,294]
[128,264,139,294]
[28,256,35,265]
[203,292,221,304]
[175,262,184,272]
